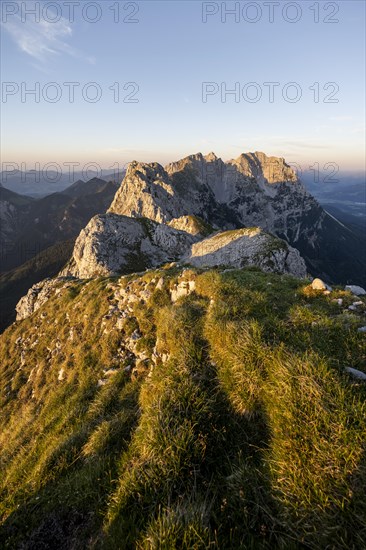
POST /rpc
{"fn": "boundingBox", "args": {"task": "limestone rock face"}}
[186,228,307,278]
[16,278,66,321]
[224,153,319,243]
[55,151,332,282]
[167,215,213,236]
[60,211,307,280]
[108,162,182,223]
[61,214,197,279]
[104,151,365,286]
[232,152,298,186]
[109,152,320,245]
[165,152,227,220]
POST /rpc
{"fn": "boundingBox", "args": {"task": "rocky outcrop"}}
[108,162,182,223]
[16,278,70,321]
[14,150,365,302]
[164,151,317,241]
[346,285,366,296]
[65,152,313,280]
[231,152,298,185]
[59,212,307,279]
[61,214,197,279]
[186,227,307,278]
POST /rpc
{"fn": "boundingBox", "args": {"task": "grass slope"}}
[0,267,365,549]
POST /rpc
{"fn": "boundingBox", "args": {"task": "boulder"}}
[311,278,327,291]
[346,285,366,296]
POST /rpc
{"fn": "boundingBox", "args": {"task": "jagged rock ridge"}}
[107,152,366,285]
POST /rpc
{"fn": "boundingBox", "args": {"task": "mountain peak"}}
[204,151,218,161]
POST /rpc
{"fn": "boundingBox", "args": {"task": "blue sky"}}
[1,0,365,171]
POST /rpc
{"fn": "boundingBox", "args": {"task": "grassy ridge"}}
[0,268,365,548]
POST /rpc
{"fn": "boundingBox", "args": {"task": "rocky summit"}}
[71,151,365,285]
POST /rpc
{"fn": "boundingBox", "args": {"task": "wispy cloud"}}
[2,1,94,65]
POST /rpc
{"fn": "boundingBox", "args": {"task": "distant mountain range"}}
[301,170,365,233]
[0,178,119,331]
[0,178,119,272]
[0,169,126,197]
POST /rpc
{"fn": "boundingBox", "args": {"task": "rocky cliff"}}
[60,214,198,279]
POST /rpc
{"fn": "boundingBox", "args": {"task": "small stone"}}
[357,326,366,333]
[345,367,366,381]
[103,368,119,377]
[155,277,165,290]
[346,285,366,296]
[188,280,196,292]
[131,329,141,341]
[311,278,327,291]
[116,318,125,330]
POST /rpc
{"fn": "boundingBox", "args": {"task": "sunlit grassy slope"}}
[0,267,365,549]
